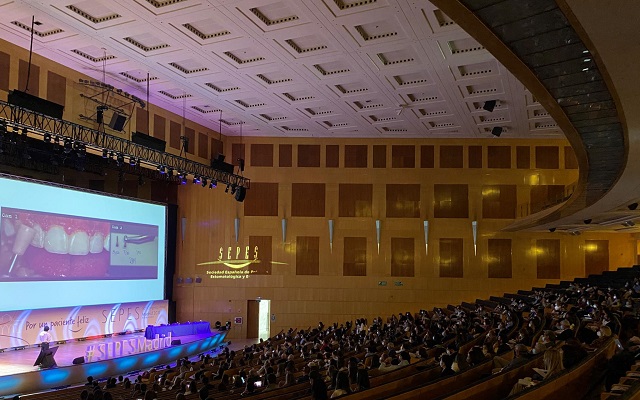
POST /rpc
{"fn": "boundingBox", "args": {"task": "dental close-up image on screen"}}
[0,208,159,281]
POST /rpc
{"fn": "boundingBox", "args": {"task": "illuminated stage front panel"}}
[0,300,168,350]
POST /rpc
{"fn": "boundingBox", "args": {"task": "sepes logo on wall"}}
[197,245,260,280]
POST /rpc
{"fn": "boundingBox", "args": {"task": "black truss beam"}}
[0,100,250,189]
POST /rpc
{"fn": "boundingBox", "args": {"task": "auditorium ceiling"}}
[0,0,564,139]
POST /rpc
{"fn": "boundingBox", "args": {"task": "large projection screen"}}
[0,174,166,311]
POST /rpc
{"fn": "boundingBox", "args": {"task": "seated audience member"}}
[143,390,156,400]
[310,370,329,400]
[279,369,295,387]
[356,367,370,391]
[197,386,208,400]
[262,373,278,392]
[297,365,311,384]
[85,376,94,386]
[378,357,401,372]
[439,354,455,377]
[496,344,531,373]
[466,346,486,367]
[588,325,613,349]
[509,348,565,395]
[187,380,198,395]
[331,371,352,398]
[217,374,230,391]
[556,320,575,341]
[561,339,588,369]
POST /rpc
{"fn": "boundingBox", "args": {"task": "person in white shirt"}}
[39,326,52,349]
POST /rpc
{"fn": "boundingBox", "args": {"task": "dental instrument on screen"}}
[7,224,36,275]
[123,235,155,248]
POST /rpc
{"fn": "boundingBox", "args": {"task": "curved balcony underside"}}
[432,0,631,231]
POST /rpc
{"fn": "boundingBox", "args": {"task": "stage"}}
[0,330,227,397]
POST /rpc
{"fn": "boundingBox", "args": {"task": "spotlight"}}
[201,178,208,188]
[491,127,503,137]
[116,153,124,167]
[629,203,638,211]
[483,100,497,112]
[584,218,592,224]
[21,127,28,136]
[549,228,556,233]
[622,221,636,227]
[129,157,136,167]
[158,165,166,174]
[569,230,581,236]
[225,184,230,193]
[231,184,237,195]
[167,167,174,176]
[63,138,73,153]
[43,132,51,143]
[177,171,184,179]
[193,175,200,184]
[181,176,187,185]
[209,180,217,189]
[75,143,86,158]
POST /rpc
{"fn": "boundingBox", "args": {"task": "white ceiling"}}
[0,0,563,139]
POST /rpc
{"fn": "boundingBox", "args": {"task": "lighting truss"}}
[0,100,249,189]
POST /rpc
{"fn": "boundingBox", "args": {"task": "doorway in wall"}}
[247,299,270,340]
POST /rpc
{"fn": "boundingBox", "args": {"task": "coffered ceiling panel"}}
[0,0,563,138]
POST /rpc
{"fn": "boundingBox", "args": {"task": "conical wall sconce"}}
[281,218,287,245]
[328,219,334,253]
[472,220,478,255]
[376,219,381,254]
[423,220,429,255]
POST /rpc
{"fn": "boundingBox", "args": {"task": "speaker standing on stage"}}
[39,326,52,349]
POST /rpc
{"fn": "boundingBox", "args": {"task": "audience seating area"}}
[14,266,640,400]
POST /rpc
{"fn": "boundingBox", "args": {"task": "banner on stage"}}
[0,300,168,350]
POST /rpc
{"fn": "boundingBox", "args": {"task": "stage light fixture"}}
[158,165,166,174]
[629,203,639,210]
[116,153,124,167]
[21,127,28,136]
[209,180,217,189]
[483,100,497,112]
[75,143,86,158]
[584,218,592,224]
[622,221,636,227]
[231,184,237,195]
[101,149,108,158]
[43,132,51,143]
[549,228,556,232]
[225,184,230,193]
[491,127,503,137]
[201,178,208,188]
[63,138,73,153]
[129,157,136,167]
[167,167,174,176]
[181,176,187,185]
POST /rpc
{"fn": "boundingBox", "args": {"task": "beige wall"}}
[175,136,635,340]
[0,39,634,341]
